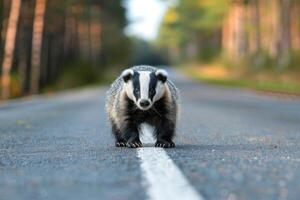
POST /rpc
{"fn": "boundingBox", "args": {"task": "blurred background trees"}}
[0,0,130,98]
[156,0,300,93]
[157,0,227,62]
[1,0,21,98]
[157,0,300,69]
[1,0,300,99]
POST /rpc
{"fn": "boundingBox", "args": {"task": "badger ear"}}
[156,69,168,83]
[121,69,134,83]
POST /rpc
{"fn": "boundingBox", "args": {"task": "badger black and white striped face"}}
[122,68,168,110]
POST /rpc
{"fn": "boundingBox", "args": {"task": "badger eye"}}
[149,89,155,95]
[134,88,140,94]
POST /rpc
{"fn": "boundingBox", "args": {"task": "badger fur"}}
[105,65,179,148]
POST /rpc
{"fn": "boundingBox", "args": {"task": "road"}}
[0,70,300,200]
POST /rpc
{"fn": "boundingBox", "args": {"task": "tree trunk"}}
[277,0,291,69]
[1,0,21,99]
[249,0,262,66]
[234,1,248,59]
[0,0,3,61]
[252,0,261,54]
[290,0,300,50]
[222,3,236,58]
[87,3,92,63]
[30,0,46,94]
[89,6,102,65]
[222,1,248,60]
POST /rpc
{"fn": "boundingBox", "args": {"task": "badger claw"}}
[155,141,175,148]
[116,141,127,147]
[127,140,143,148]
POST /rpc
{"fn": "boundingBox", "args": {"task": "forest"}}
[158,0,300,67]
[1,0,300,99]
[0,0,130,99]
[157,0,300,93]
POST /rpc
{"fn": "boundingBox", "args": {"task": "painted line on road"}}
[138,124,204,200]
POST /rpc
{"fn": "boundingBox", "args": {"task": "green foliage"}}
[196,78,300,94]
[157,0,228,62]
[100,1,130,68]
[290,50,300,70]
[49,61,99,90]
[0,73,22,98]
[178,0,227,32]
[42,0,131,92]
[0,0,134,99]
[222,50,300,72]
[183,65,300,94]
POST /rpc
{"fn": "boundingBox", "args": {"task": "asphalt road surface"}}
[0,70,300,200]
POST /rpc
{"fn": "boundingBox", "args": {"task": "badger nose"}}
[140,99,150,108]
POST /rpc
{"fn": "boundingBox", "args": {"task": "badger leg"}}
[112,123,127,147]
[121,122,142,148]
[154,118,175,148]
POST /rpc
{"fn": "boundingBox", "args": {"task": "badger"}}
[105,65,179,148]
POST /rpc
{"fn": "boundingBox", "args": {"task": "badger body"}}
[105,65,179,148]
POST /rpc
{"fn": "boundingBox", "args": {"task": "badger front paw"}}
[155,140,175,148]
[115,139,127,147]
[127,139,143,148]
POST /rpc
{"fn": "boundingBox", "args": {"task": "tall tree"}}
[248,0,261,55]
[17,0,35,95]
[277,0,291,69]
[223,0,248,60]
[290,0,300,50]
[0,0,3,61]
[0,0,130,99]
[1,0,21,99]
[30,0,47,94]
[247,0,261,66]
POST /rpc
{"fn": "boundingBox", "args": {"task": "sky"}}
[124,0,170,41]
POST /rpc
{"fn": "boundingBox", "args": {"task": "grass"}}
[43,60,119,93]
[181,62,300,95]
[1,61,122,100]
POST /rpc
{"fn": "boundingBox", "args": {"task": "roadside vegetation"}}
[0,0,170,99]
[0,0,130,99]
[157,0,300,95]
[1,0,300,99]
[181,62,300,94]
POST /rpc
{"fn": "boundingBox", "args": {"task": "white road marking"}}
[138,124,204,200]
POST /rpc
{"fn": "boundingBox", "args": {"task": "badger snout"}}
[138,99,151,110]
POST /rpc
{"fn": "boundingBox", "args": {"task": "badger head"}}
[121,68,168,110]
